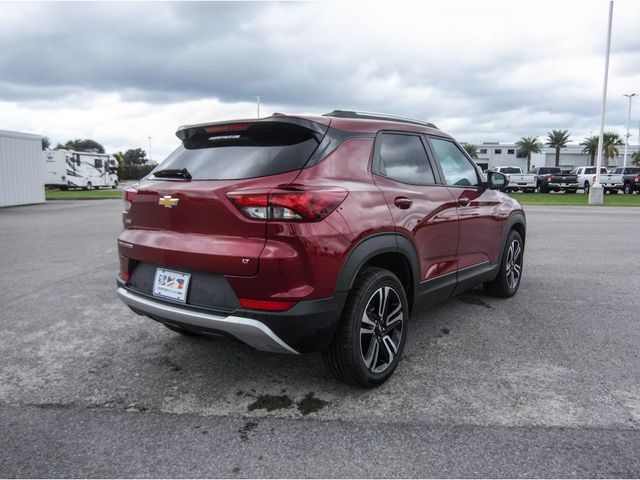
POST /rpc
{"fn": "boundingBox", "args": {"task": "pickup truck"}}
[529,167,579,193]
[571,166,608,194]
[488,166,536,192]
[622,167,640,194]
[598,166,640,193]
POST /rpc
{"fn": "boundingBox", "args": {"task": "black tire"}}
[112,180,118,189]
[84,182,92,191]
[584,181,590,194]
[484,229,524,298]
[323,267,409,388]
[163,323,201,336]
[538,182,549,194]
[623,184,632,195]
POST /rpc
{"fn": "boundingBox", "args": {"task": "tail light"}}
[123,186,138,212]
[238,298,297,311]
[227,187,348,222]
[635,177,640,182]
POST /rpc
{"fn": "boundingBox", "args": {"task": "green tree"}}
[113,151,126,168]
[122,148,147,165]
[632,150,640,166]
[55,139,105,153]
[602,132,623,167]
[463,144,479,159]
[546,129,571,167]
[580,135,599,166]
[515,136,542,172]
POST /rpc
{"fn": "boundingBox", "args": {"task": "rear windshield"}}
[537,167,561,174]
[152,122,319,180]
[499,167,521,174]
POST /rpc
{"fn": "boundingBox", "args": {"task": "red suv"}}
[117,110,525,387]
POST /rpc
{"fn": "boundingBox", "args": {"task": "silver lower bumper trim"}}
[117,288,299,354]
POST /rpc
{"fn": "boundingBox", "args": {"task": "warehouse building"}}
[470,142,639,172]
[0,129,45,207]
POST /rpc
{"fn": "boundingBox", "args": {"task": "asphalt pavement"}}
[1,200,639,477]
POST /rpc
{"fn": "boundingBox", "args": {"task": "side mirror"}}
[487,171,509,191]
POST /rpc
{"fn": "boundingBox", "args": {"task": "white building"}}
[0,130,45,207]
[469,142,639,172]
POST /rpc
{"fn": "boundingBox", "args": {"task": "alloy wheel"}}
[360,286,404,374]
[505,239,522,290]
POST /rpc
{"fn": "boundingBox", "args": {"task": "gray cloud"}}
[1,1,639,153]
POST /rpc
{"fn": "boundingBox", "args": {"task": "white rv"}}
[44,150,118,190]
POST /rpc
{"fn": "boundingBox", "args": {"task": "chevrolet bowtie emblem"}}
[158,196,179,208]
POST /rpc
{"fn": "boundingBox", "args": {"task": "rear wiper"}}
[153,168,192,180]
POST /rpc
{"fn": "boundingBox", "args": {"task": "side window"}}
[429,137,479,187]
[376,133,436,185]
[94,158,103,169]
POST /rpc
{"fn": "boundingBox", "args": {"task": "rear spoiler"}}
[175,116,330,143]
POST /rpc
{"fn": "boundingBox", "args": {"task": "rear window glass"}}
[538,167,561,174]
[499,167,521,174]
[152,122,319,180]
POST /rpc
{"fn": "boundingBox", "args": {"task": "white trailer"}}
[44,149,118,190]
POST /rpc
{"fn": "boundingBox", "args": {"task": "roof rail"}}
[323,110,438,129]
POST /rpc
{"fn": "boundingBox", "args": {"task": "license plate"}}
[153,268,191,303]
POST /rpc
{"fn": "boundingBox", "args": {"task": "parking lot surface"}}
[1,200,640,477]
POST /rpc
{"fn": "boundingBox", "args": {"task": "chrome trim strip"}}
[117,288,299,354]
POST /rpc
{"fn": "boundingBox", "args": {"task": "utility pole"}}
[622,93,636,169]
[589,0,614,205]
[254,96,264,119]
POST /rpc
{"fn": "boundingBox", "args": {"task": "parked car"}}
[529,166,579,193]
[488,166,536,193]
[622,167,640,194]
[116,110,526,387]
[572,166,608,194]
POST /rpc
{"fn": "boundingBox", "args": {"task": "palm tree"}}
[515,136,542,171]
[602,132,623,167]
[546,130,571,167]
[580,135,599,166]
[463,144,479,159]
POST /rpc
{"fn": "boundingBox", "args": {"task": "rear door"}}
[426,136,504,273]
[371,132,459,298]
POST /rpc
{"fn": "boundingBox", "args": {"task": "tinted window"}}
[538,167,561,174]
[152,122,319,180]
[94,158,103,169]
[429,137,479,187]
[499,167,521,174]
[376,133,435,185]
[507,149,515,154]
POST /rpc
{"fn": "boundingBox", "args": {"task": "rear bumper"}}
[117,284,346,354]
[548,182,578,189]
[118,287,299,354]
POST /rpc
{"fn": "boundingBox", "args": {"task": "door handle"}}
[458,197,470,206]
[394,197,413,209]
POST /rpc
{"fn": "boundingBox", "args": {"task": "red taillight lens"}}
[238,298,297,311]
[123,187,137,212]
[227,187,348,222]
[119,272,131,283]
[204,123,250,134]
[635,177,640,182]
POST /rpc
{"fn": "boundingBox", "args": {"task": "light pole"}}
[148,136,152,164]
[254,96,264,119]
[622,93,636,169]
[589,0,614,205]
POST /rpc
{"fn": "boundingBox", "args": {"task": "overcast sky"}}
[1,1,639,160]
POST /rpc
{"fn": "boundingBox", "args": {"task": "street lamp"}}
[589,0,614,205]
[254,96,264,119]
[622,93,636,169]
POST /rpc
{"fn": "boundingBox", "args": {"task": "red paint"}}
[117,114,523,311]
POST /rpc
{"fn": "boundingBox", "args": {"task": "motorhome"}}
[44,150,118,190]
